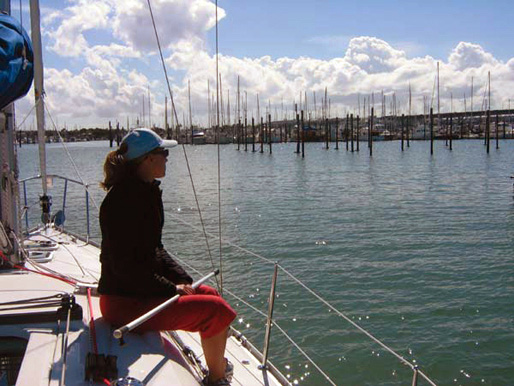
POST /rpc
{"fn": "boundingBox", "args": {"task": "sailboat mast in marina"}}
[0,0,288,384]
[0,0,453,384]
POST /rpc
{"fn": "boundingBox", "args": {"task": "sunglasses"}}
[150,148,169,157]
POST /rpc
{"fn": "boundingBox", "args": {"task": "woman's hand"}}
[176,284,196,295]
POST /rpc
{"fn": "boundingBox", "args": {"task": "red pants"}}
[99,285,236,339]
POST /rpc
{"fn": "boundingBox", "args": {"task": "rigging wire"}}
[215,0,223,297]
[0,250,76,286]
[145,0,220,292]
[38,232,99,281]
[43,102,100,212]
[9,231,98,285]
[13,98,38,130]
[170,251,338,386]
[166,212,437,386]
[145,0,179,126]
[143,3,435,384]
[179,146,219,291]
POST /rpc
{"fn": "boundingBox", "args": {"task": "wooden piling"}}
[444,117,450,146]
[406,114,410,147]
[345,114,349,151]
[252,117,256,152]
[301,110,305,158]
[350,114,354,152]
[356,115,360,152]
[496,113,499,149]
[367,113,371,149]
[401,114,404,151]
[430,108,434,155]
[449,115,453,151]
[370,107,374,157]
[244,117,248,151]
[237,119,241,150]
[109,121,113,148]
[116,122,121,146]
[296,113,300,154]
[335,117,339,150]
[486,110,490,154]
[260,117,264,153]
[268,114,272,154]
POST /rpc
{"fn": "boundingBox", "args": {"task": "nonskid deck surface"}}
[0,228,285,385]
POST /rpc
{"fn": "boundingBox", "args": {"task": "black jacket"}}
[98,176,192,297]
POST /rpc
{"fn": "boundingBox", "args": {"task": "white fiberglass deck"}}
[0,227,286,386]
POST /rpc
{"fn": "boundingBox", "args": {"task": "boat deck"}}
[0,227,286,385]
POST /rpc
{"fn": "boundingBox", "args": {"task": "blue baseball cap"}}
[121,128,177,161]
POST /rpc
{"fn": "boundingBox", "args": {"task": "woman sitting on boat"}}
[98,128,236,386]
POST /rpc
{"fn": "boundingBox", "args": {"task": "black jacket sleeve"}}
[99,184,178,297]
[155,248,193,284]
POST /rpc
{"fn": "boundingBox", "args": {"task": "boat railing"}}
[18,174,97,243]
[168,213,439,386]
[16,176,437,385]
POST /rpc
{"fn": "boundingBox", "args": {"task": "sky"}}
[9,0,514,129]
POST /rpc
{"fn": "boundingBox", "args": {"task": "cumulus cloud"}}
[91,44,141,59]
[16,0,514,128]
[449,42,498,71]
[47,0,111,57]
[343,37,407,74]
[111,0,222,52]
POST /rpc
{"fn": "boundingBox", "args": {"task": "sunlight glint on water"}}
[18,139,514,385]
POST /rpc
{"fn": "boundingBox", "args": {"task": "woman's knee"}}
[195,284,220,296]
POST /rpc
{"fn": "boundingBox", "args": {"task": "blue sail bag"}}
[0,13,34,110]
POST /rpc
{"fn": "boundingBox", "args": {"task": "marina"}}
[15,139,514,385]
[2,0,514,385]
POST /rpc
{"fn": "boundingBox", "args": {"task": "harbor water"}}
[18,139,514,385]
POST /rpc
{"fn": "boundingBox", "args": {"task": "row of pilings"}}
[16,108,513,154]
[231,108,514,156]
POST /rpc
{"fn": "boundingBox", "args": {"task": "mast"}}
[0,0,21,257]
[188,80,193,144]
[437,62,440,136]
[207,79,211,129]
[29,0,47,196]
[142,94,145,127]
[164,96,168,138]
[237,76,240,147]
[219,74,224,127]
[470,76,474,136]
[148,85,151,128]
[226,89,230,127]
